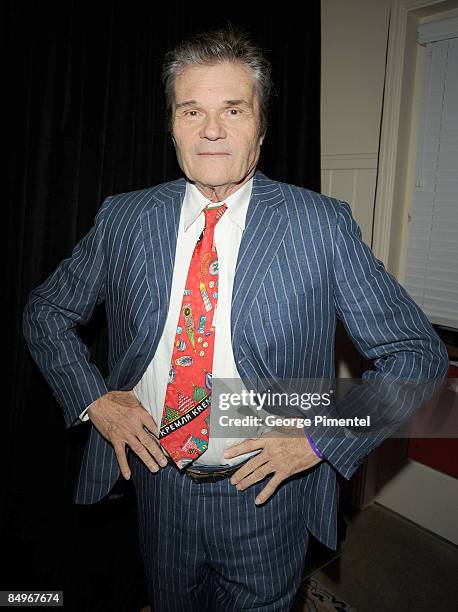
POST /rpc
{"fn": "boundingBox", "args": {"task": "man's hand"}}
[224,427,323,505]
[87,390,168,479]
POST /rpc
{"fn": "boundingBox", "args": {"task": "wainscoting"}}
[321,152,378,246]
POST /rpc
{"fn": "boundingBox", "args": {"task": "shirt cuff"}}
[304,429,324,459]
[79,408,90,422]
[79,398,99,422]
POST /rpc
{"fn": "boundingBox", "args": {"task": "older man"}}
[24,27,447,611]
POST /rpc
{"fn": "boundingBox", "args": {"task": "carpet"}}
[291,577,357,612]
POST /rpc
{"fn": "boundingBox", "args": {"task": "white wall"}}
[321,0,393,244]
[376,460,458,545]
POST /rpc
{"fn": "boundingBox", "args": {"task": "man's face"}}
[171,61,264,198]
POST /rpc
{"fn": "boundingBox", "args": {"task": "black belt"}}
[183,461,248,483]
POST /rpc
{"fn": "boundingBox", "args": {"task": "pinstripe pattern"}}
[23,171,448,551]
[130,453,309,611]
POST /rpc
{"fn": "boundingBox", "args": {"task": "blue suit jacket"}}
[23,171,447,549]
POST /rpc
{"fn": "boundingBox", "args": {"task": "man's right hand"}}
[87,390,168,479]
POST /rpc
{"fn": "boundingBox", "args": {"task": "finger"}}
[136,432,168,467]
[254,475,283,505]
[125,434,161,473]
[142,424,159,441]
[224,437,264,459]
[234,463,274,491]
[140,410,159,435]
[113,442,131,480]
[230,454,269,485]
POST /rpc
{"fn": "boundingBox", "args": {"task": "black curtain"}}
[5,1,321,609]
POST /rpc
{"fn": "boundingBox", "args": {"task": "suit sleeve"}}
[309,201,448,479]
[23,197,114,428]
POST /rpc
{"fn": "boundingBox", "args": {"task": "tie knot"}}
[203,204,227,227]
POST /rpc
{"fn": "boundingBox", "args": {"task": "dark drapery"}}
[5,0,320,608]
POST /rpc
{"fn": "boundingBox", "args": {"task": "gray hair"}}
[161,26,272,137]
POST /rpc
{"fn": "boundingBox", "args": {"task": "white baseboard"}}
[375,459,458,545]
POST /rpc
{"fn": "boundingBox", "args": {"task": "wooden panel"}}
[321,154,377,245]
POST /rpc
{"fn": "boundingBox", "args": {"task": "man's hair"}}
[161,26,272,137]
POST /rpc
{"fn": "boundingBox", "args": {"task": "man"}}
[23,27,447,611]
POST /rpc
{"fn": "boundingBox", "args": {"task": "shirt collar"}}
[183,178,253,232]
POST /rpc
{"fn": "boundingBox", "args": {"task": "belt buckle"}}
[185,465,237,484]
[186,471,224,484]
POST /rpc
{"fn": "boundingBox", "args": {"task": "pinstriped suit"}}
[23,171,448,557]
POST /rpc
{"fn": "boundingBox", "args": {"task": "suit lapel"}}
[140,180,186,321]
[231,173,289,355]
[139,173,289,355]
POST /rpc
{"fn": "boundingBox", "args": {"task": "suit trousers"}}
[130,453,310,611]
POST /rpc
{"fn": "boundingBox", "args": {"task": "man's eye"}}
[185,110,199,117]
[228,108,240,115]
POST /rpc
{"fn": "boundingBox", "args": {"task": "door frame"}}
[353,0,454,508]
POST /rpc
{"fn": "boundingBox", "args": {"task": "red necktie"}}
[159,204,227,469]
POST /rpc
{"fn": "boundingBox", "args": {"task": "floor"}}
[307,502,458,612]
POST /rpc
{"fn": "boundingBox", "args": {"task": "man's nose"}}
[200,114,226,140]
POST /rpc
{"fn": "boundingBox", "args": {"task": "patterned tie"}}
[159,204,227,469]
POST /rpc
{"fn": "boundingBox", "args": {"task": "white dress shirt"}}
[132,177,265,467]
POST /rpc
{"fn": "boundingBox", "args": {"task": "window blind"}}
[404,27,458,330]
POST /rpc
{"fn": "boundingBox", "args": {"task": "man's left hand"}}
[224,428,323,505]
